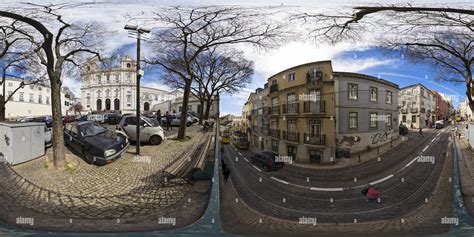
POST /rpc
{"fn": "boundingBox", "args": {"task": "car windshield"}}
[79,123,107,137]
[142,116,159,127]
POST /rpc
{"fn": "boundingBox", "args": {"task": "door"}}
[96,99,102,111]
[105,99,111,110]
[309,150,321,164]
[144,102,150,111]
[123,117,138,140]
[287,145,296,160]
[114,99,120,111]
[68,124,82,152]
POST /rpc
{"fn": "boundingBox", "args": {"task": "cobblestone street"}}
[0,126,213,231]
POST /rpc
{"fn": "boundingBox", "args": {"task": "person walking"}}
[165,111,172,131]
[156,110,162,125]
[221,161,227,173]
[419,127,423,137]
[223,168,230,182]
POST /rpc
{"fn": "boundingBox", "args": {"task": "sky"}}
[2,0,471,115]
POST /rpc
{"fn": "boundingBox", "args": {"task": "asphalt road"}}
[222,127,451,223]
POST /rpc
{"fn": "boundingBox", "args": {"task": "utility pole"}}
[124,24,150,156]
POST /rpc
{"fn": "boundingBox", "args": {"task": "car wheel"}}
[186,122,192,127]
[82,149,94,164]
[149,135,162,145]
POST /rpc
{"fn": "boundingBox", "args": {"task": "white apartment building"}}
[1,78,74,119]
[80,55,182,114]
[458,98,473,121]
[399,83,436,129]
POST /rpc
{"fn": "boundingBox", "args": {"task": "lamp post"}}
[124,24,150,155]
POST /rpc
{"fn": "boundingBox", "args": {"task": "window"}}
[46,88,50,93]
[18,92,24,102]
[126,95,131,103]
[348,83,358,100]
[386,91,392,104]
[271,139,279,152]
[369,87,378,102]
[125,117,137,125]
[288,72,296,81]
[421,88,425,97]
[386,113,392,127]
[46,96,50,105]
[115,89,119,97]
[96,75,101,84]
[106,75,110,83]
[370,112,378,128]
[402,115,406,122]
[38,87,42,91]
[349,112,358,129]
[271,80,277,85]
[309,120,321,137]
[29,93,34,103]
[7,82,12,87]
[287,119,297,132]
[115,75,120,83]
[86,97,90,104]
[38,95,43,104]
[412,115,417,123]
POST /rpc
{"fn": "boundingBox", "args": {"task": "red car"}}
[62,116,75,125]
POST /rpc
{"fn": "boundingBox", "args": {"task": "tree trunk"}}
[0,95,5,122]
[466,69,474,117]
[50,73,67,169]
[198,99,204,125]
[204,100,213,120]
[177,80,192,140]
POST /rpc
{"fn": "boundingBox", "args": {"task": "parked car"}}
[32,116,53,127]
[62,115,75,125]
[17,116,35,122]
[188,113,199,123]
[44,125,52,148]
[104,113,121,125]
[75,115,88,122]
[64,121,129,165]
[118,114,165,145]
[160,113,193,127]
[435,120,445,129]
[250,151,284,172]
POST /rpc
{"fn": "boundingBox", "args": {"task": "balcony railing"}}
[269,105,280,115]
[303,101,325,113]
[283,131,299,142]
[270,84,279,93]
[282,102,299,114]
[411,108,418,113]
[420,108,426,113]
[304,133,326,145]
[306,70,323,84]
[268,129,280,139]
[401,108,408,114]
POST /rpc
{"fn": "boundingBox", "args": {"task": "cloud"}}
[333,58,395,72]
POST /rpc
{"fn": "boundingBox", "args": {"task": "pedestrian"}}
[156,109,162,125]
[221,161,227,173]
[365,186,381,203]
[165,111,172,131]
[419,127,423,137]
[223,168,230,182]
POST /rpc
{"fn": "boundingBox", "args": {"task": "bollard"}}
[358,154,361,163]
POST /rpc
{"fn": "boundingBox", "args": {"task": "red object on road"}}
[367,187,381,199]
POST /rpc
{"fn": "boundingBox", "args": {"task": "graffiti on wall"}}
[371,131,393,144]
[337,136,361,147]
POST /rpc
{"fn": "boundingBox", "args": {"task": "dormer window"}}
[126,63,131,68]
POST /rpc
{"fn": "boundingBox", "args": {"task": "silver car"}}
[117,115,165,145]
[161,113,194,127]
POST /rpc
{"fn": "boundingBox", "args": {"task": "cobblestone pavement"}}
[456,124,474,218]
[0,125,210,220]
[220,139,454,236]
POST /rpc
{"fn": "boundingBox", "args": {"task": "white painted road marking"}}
[238,152,242,156]
[310,187,344,191]
[369,174,394,185]
[405,157,418,167]
[270,176,289,185]
[422,145,429,152]
[244,158,249,162]
[252,165,262,172]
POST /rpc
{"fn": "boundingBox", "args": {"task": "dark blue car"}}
[64,121,129,165]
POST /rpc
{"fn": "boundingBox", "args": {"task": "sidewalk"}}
[456,131,474,218]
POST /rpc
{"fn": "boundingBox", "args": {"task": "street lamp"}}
[124,24,151,156]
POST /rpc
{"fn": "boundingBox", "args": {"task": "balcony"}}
[306,70,323,85]
[303,101,325,113]
[269,105,280,115]
[283,131,299,142]
[268,129,280,139]
[282,102,299,114]
[411,108,418,113]
[420,108,426,113]
[304,133,326,145]
[270,84,279,93]
[401,108,408,114]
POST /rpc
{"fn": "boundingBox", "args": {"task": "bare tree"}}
[145,6,287,139]
[0,3,107,169]
[294,5,474,113]
[163,47,253,124]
